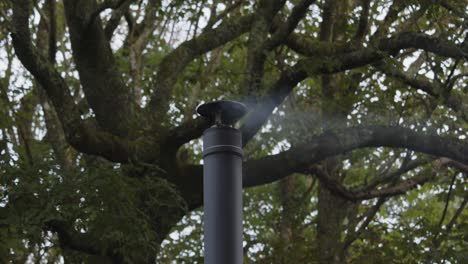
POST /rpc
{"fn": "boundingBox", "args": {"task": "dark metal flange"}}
[196,100,247,126]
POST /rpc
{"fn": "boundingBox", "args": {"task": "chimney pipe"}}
[197,100,247,264]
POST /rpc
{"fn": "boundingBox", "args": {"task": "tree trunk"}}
[317,179,349,264]
[316,1,355,262]
[273,175,296,264]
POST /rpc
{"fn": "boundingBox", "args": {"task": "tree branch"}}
[445,192,468,232]
[395,4,429,33]
[181,125,467,208]
[89,0,128,26]
[200,1,314,143]
[241,67,307,145]
[359,158,431,192]
[163,30,466,149]
[164,117,210,152]
[63,0,133,137]
[432,192,468,250]
[305,164,434,202]
[126,0,162,103]
[11,0,136,163]
[147,14,255,125]
[165,64,306,151]
[104,0,134,39]
[437,158,468,173]
[287,32,468,60]
[46,220,123,262]
[131,0,162,42]
[238,31,467,147]
[242,0,286,103]
[243,125,467,188]
[372,0,407,39]
[439,0,468,20]
[375,61,468,121]
[205,0,245,30]
[353,0,370,43]
[284,32,349,57]
[266,0,317,50]
[46,0,56,63]
[378,32,468,60]
[344,197,387,248]
[437,171,458,228]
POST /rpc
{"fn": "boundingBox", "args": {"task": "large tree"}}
[0,0,467,263]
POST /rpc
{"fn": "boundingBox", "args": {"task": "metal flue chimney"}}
[197,100,247,264]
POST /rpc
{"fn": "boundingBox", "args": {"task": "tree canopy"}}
[0,0,467,263]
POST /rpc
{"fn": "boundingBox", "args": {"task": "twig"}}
[437,171,458,228]
[344,197,387,248]
[89,0,128,25]
[205,0,245,30]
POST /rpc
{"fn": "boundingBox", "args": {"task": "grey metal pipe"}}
[203,126,243,264]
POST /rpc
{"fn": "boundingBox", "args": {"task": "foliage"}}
[1,0,467,263]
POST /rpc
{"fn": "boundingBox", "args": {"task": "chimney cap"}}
[197,100,247,126]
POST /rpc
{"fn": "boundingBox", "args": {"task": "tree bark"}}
[317,1,353,263]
